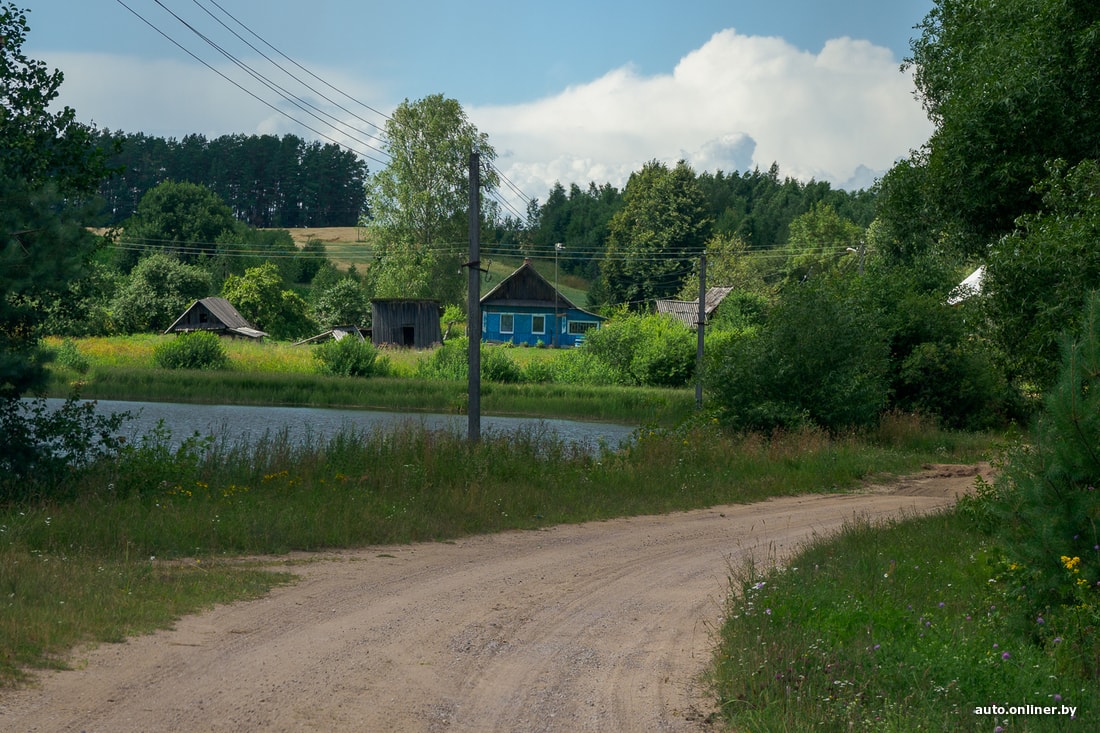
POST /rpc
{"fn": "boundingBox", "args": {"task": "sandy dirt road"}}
[0,465,985,733]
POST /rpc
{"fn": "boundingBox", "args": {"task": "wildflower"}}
[765,608,772,615]
[1054,694,1063,703]
[1001,651,1011,660]
[1037,616,1045,625]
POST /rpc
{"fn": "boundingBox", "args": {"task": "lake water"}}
[43,399,637,451]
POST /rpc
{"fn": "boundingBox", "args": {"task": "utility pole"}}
[467,151,481,442]
[696,253,706,409]
[554,242,562,348]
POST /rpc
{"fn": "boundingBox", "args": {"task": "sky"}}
[20,0,936,216]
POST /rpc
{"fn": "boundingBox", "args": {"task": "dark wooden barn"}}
[371,299,442,348]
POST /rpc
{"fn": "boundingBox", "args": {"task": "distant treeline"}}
[92,130,369,228]
[520,163,877,279]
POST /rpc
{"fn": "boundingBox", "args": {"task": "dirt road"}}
[0,465,985,733]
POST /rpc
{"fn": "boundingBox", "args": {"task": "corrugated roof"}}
[655,287,734,328]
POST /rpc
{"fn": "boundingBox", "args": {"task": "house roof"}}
[947,266,985,306]
[655,286,735,328]
[480,259,580,310]
[164,297,268,339]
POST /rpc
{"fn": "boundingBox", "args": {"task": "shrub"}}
[312,336,385,377]
[414,338,522,383]
[707,282,889,433]
[583,312,695,387]
[0,396,131,503]
[54,339,90,375]
[153,331,230,370]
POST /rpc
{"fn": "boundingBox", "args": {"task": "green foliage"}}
[53,339,89,374]
[152,331,229,371]
[0,3,111,195]
[712,511,1096,731]
[985,159,1100,389]
[221,262,314,340]
[312,336,386,378]
[366,95,498,305]
[109,253,211,334]
[782,202,865,282]
[120,181,240,270]
[707,282,889,432]
[0,396,131,503]
[1,5,110,397]
[848,257,1019,431]
[310,278,371,329]
[599,160,711,307]
[981,293,1100,648]
[414,337,522,383]
[903,0,1100,255]
[582,312,696,388]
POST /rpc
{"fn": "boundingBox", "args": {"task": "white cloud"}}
[473,29,931,209]
[44,29,931,217]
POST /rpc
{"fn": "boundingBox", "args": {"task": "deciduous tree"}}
[364,94,498,304]
[1,2,112,396]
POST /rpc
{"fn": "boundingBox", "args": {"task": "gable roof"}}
[480,260,580,310]
[164,297,267,339]
[947,266,985,306]
[655,286,735,328]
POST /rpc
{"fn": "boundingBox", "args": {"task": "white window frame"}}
[499,313,514,334]
[567,320,599,335]
[531,314,546,334]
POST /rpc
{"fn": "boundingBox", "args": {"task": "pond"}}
[43,399,637,452]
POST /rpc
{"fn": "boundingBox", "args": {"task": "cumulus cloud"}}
[43,28,931,216]
[473,29,931,208]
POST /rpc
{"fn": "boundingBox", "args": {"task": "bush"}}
[583,312,696,387]
[707,282,889,433]
[0,396,131,503]
[312,336,385,377]
[54,339,90,375]
[153,331,230,370]
[415,338,522,383]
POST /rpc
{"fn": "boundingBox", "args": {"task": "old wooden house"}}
[164,297,267,340]
[480,259,604,347]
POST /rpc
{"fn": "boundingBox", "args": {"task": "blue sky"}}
[20,0,936,208]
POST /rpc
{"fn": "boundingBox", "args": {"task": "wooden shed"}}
[164,297,267,340]
[371,299,442,348]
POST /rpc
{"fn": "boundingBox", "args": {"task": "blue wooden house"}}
[480,259,604,347]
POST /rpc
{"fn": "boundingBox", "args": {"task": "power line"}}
[148,0,391,166]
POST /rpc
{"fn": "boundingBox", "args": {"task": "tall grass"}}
[710,510,1097,731]
[1,416,993,685]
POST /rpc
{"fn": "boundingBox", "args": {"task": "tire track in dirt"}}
[0,465,985,732]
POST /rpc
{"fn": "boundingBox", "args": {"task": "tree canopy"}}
[1,2,111,397]
[365,95,498,305]
[898,0,1100,255]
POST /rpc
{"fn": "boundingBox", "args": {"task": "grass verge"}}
[710,509,1098,731]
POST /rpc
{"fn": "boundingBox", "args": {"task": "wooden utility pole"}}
[467,151,481,442]
[696,253,706,409]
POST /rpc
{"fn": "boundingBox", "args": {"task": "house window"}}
[568,320,599,335]
[532,314,546,334]
[500,313,514,334]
